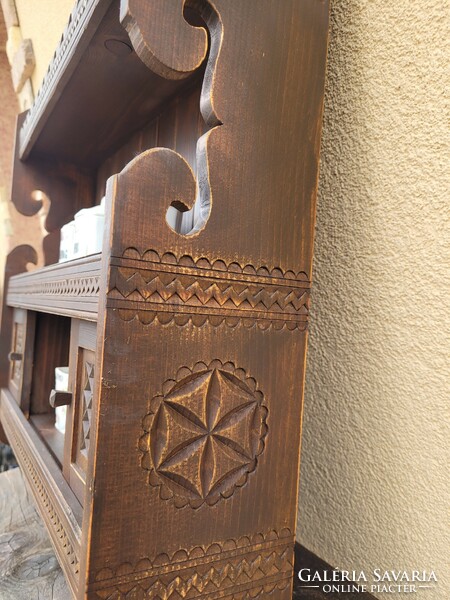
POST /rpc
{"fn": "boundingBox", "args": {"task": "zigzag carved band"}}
[108,252,311,330]
[90,531,294,599]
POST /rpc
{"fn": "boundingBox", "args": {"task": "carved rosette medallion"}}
[139,361,268,508]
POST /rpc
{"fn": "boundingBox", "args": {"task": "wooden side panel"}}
[81,1,330,599]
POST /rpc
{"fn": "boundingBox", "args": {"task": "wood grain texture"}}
[121,0,208,79]
[81,4,330,599]
[29,313,70,416]
[109,0,329,271]
[7,308,35,415]
[7,254,101,321]
[18,0,200,167]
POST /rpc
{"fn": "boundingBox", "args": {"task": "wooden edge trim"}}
[0,388,82,596]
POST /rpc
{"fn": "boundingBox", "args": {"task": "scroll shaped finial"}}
[120,0,208,80]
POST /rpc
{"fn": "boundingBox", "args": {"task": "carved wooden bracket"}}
[11,113,95,265]
[120,0,223,236]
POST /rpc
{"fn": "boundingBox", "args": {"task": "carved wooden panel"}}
[64,321,97,506]
[77,357,94,463]
[139,360,268,509]
[7,308,35,412]
[91,529,294,599]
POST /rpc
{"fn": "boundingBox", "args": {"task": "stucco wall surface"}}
[14,0,74,93]
[297,1,450,599]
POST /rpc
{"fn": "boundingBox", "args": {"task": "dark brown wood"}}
[94,83,206,202]
[29,313,70,416]
[7,253,101,320]
[49,390,73,408]
[3,467,378,600]
[19,0,205,168]
[11,113,95,264]
[0,1,330,598]
[30,413,65,466]
[121,0,207,79]
[63,320,96,506]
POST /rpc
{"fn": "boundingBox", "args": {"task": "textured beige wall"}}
[298,1,450,599]
[14,0,74,93]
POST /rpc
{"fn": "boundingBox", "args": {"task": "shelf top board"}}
[19,0,201,167]
[6,254,102,321]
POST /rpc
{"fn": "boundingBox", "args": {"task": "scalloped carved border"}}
[119,248,309,281]
[90,529,294,599]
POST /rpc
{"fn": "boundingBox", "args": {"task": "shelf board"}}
[19,0,201,167]
[30,414,65,468]
[7,253,101,321]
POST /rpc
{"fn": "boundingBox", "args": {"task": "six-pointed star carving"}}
[150,369,260,500]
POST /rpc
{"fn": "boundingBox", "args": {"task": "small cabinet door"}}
[64,319,96,504]
[8,308,35,413]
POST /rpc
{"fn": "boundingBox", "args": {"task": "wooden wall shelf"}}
[0,1,330,598]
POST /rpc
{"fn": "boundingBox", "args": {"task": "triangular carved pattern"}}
[80,362,94,454]
[139,361,268,509]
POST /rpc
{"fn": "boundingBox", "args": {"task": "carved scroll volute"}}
[120,0,208,79]
[106,148,198,258]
